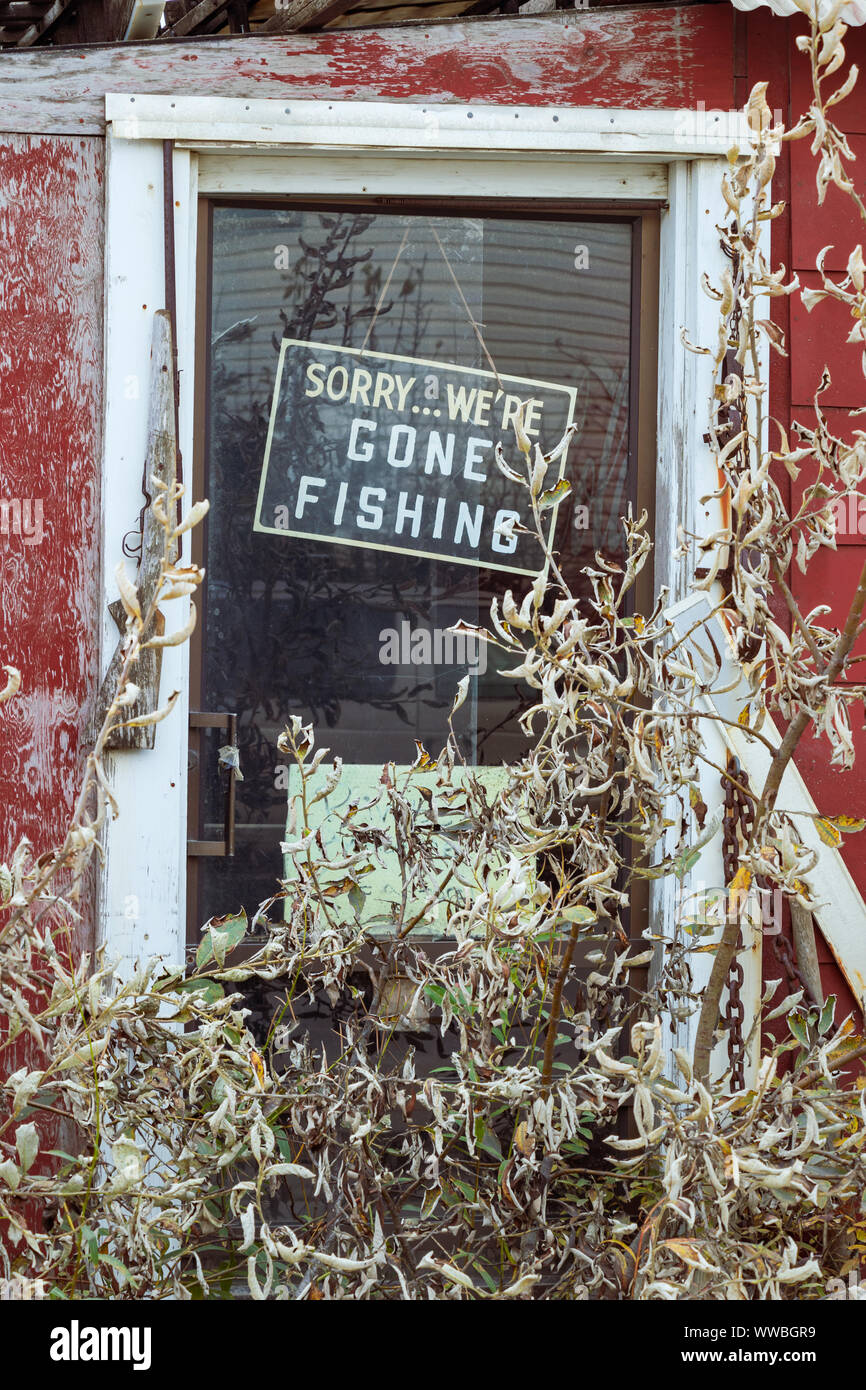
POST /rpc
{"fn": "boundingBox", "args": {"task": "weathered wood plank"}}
[791,902,824,1007]
[166,0,234,35]
[98,141,196,967]
[0,135,103,851]
[0,128,104,1079]
[0,6,736,135]
[333,3,470,29]
[98,311,176,751]
[14,0,76,46]
[39,0,140,45]
[260,0,361,32]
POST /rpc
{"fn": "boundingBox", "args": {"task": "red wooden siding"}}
[755,12,866,1030]
[0,137,103,1204]
[790,278,865,408]
[790,134,866,271]
[0,135,103,920]
[0,7,736,135]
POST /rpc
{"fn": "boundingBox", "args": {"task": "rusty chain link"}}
[772,931,810,996]
[721,754,812,1085]
[721,753,749,1089]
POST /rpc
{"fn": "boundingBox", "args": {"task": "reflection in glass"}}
[197,207,633,928]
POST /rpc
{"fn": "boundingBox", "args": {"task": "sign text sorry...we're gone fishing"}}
[253,340,577,576]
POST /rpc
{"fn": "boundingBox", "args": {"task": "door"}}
[188,199,646,955]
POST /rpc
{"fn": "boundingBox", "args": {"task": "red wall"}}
[0,136,103,1169]
[0,5,862,1036]
[0,7,737,130]
[0,136,103,943]
[746,12,866,1030]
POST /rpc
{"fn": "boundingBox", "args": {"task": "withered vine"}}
[1,0,865,1300]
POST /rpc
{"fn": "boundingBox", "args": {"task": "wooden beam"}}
[791,903,824,1008]
[0,6,49,22]
[163,0,199,19]
[669,592,866,1022]
[260,0,358,31]
[107,0,141,38]
[20,0,139,45]
[0,6,738,135]
[164,0,232,34]
[227,1,252,31]
[97,312,177,752]
[14,0,75,45]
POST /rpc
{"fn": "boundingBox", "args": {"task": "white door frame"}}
[99,94,744,1071]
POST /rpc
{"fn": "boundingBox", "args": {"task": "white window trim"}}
[106,94,746,159]
[99,93,743,1072]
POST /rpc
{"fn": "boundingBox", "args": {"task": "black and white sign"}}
[253,340,577,576]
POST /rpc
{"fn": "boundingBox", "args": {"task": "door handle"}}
[187,710,238,857]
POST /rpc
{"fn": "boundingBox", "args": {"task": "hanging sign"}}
[253,339,577,576]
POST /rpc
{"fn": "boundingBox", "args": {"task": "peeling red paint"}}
[238,12,733,108]
[0,136,102,864]
[0,135,103,1143]
[0,7,735,135]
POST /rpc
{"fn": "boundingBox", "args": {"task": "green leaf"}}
[788,1013,811,1048]
[97,1253,139,1288]
[449,1177,477,1203]
[558,905,597,926]
[436,819,478,839]
[420,1185,442,1219]
[197,910,247,969]
[671,811,723,880]
[674,846,703,879]
[538,477,573,511]
[815,817,843,849]
[152,968,185,993]
[15,1122,38,1174]
[480,1131,503,1160]
[0,1159,21,1190]
[562,1137,589,1154]
[173,977,225,1005]
[818,994,836,1037]
[826,815,866,834]
[471,1262,499,1293]
[475,1120,502,1160]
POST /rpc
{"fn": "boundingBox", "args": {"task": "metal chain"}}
[721,754,748,1088]
[721,756,811,1085]
[772,924,811,996]
[726,760,812,995]
[715,234,750,1088]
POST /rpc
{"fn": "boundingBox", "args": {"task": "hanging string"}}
[426,221,506,395]
[359,225,410,356]
[357,218,507,395]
